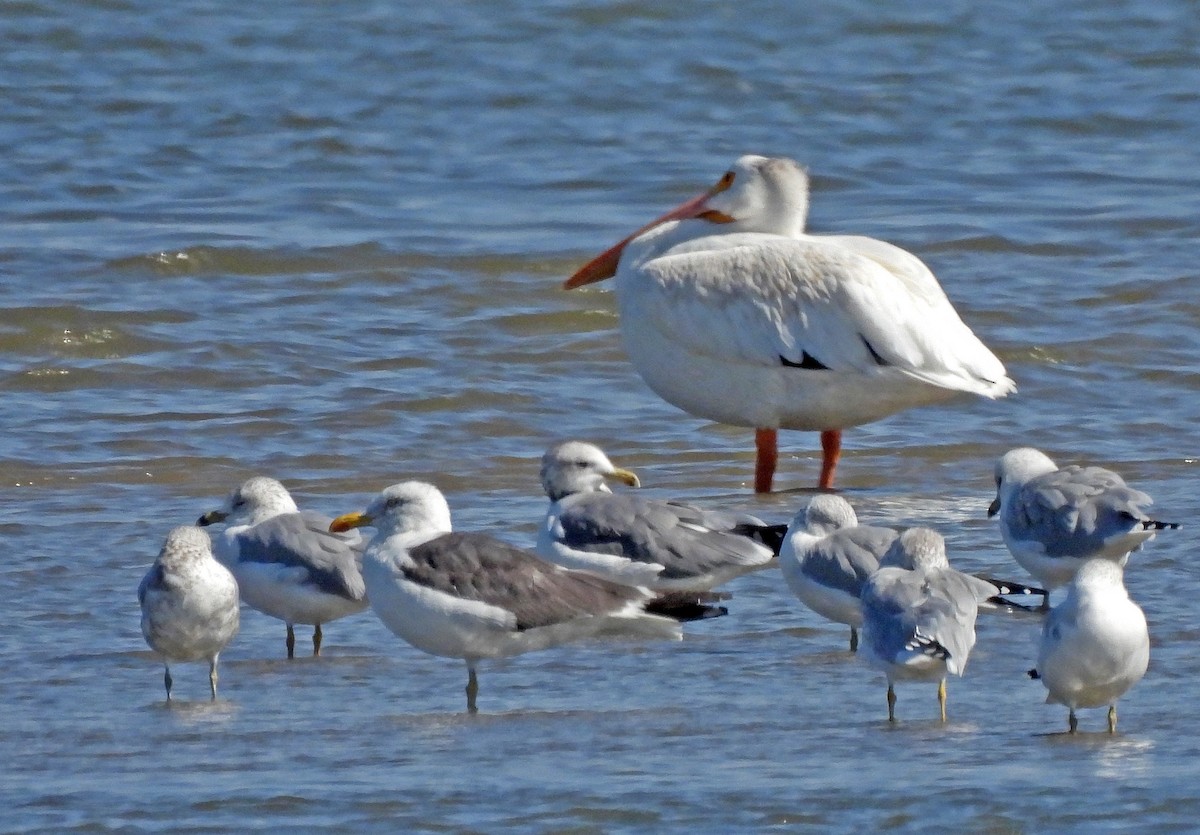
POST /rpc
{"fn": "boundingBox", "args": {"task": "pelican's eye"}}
[714,170,735,192]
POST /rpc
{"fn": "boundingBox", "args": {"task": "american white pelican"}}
[537,441,779,601]
[1028,559,1149,733]
[566,155,1015,492]
[199,477,368,658]
[138,526,239,700]
[989,447,1178,591]
[329,481,682,713]
[859,528,999,722]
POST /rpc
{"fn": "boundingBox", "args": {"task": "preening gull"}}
[782,496,1044,652]
[1028,559,1149,733]
[138,525,239,700]
[564,154,1014,492]
[198,476,368,658]
[860,528,998,722]
[989,447,1178,590]
[329,481,682,713]
[537,441,779,610]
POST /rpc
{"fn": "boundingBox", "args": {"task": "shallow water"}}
[2,1,1198,831]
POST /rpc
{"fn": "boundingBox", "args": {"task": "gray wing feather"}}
[235,511,366,601]
[555,493,771,579]
[802,526,897,596]
[137,563,164,606]
[1013,466,1153,556]
[405,532,647,630]
[862,568,977,666]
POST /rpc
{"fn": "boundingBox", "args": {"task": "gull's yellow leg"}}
[938,678,947,723]
[1107,705,1117,734]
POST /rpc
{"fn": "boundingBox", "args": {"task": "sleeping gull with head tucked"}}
[779,494,897,652]
[782,495,1045,652]
[537,441,779,615]
[330,481,683,713]
[860,527,1001,722]
[1028,559,1149,734]
[198,476,368,658]
[138,525,240,700]
[989,447,1178,591]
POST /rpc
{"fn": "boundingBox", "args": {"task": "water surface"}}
[2,1,1198,831]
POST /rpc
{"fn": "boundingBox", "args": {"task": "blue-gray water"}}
[3,1,1199,831]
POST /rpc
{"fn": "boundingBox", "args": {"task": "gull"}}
[198,476,368,658]
[989,447,1179,590]
[565,154,1013,492]
[138,525,240,700]
[329,481,683,713]
[782,496,1046,652]
[537,441,779,612]
[779,494,897,652]
[1028,559,1149,733]
[860,527,999,722]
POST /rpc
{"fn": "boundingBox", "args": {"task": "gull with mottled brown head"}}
[330,481,682,713]
[198,476,368,658]
[565,154,1014,492]
[138,525,240,700]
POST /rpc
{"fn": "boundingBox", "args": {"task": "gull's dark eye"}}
[385,496,402,509]
[572,460,589,469]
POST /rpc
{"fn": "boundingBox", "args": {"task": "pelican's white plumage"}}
[566,155,1014,492]
[330,481,681,713]
[988,447,1179,590]
[138,525,240,700]
[199,476,368,658]
[1031,559,1149,733]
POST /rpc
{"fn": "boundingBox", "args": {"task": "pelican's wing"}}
[640,234,1012,397]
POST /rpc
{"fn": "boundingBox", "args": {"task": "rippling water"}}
[3,1,1199,831]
